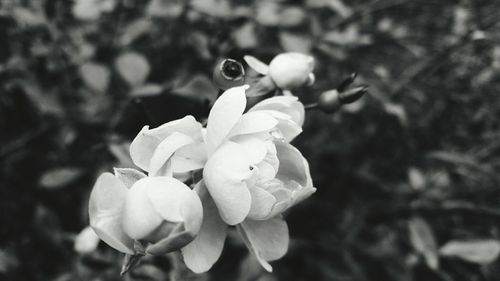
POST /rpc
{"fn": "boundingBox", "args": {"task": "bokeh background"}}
[1,0,500,280]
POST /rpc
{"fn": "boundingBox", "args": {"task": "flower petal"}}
[171,142,207,173]
[123,178,164,240]
[238,216,289,272]
[250,96,305,126]
[206,86,248,155]
[203,141,252,225]
[113,168,146,189]
[88,173,134,254]
[228,111,278,138]
[243,55,269,75]
[247,186,276,220]
[130,116,202,171]
[148,132,194,177]
[182,182,228,273]
[275,142,310,186]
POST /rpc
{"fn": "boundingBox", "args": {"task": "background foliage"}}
[1,0,500,280]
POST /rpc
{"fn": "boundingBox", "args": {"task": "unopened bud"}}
[317,85,367,113]
[268,52,314,89]
[212,59,245,90]
[337,72,357,92]
[338,85,368,104]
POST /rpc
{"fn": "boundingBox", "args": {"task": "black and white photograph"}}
[1,0,500,280]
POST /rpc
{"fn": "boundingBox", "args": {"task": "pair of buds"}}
[212,58,367,113]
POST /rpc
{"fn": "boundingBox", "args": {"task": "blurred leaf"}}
[172,75,218,101]
[279,6,306,27]
[12,7,46,27]
[0,249,18,274]
[39,167,84,189]
[190,0,233,18]
[384,102,407,126]
[256,2,280,26]
[426,151,479,168]
[279,32,312,53]
[109,141,135,168]
[233,22,258,49]
[80,63,111,93]
[74,226,100,255]
[408,217,439,270]
[323,25,372,46]
[72,0,116,21]
[146,0,184,18]
[306,0,352,17]
[120,19,153,46]
[115,52,150,87]
[407,167,425,190]
[130,84,163,97]
[439,240,500,264]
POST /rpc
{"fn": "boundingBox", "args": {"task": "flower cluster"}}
[88,84,315,273]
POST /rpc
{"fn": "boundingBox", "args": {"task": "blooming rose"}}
[179,86,316,272]
[88,168,203,256]
[89,85,314,273]
[244,52,315,90]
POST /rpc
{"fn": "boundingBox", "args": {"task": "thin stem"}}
[304,102,319,110]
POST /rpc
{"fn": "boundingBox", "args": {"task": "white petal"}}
[129,116,202,171]
[238,216,289,272]
[113,168,146,189]
[148,132,194,177]
[228,111,278,138]
[203,141,252,225]
[250,95,305,128]
[182,182,228,273]
[234,137,268,165]
[206,86,248,155]
[275,142,310,186]
[171,142,208,173]
[88,173,134,254]
[243,55,270,75]
[123,178,164,240]
[144,177,203,233]
[247,186,276,220]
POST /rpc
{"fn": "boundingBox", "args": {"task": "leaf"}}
[146,0,184,18]
[172,75,218,101]
[384,102,407,126]
[408,217,439,270]
[408,167,425,190]
[115,52,150,87]
[79,63,110,92]
[279,32,312,53]
[130,84,163,97]
[439,240,500,264]
[190,0,233,18]
[119,19,153,46]
[233,22,258,49]
[13,7,46,27]
[39,167,84,189]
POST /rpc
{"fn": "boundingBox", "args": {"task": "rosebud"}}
[212,59,245,91]
[268,53,314,89]
[318,86,368,113]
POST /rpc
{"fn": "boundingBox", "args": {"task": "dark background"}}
[1,0,500,280]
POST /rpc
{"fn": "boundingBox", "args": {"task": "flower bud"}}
[268,53,314,89]
[318,86,367,113]
[212,59,245,90]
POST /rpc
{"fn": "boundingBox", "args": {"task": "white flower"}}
[244,52,315,90]
[180,86,315,273]
[88,168,203,255]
